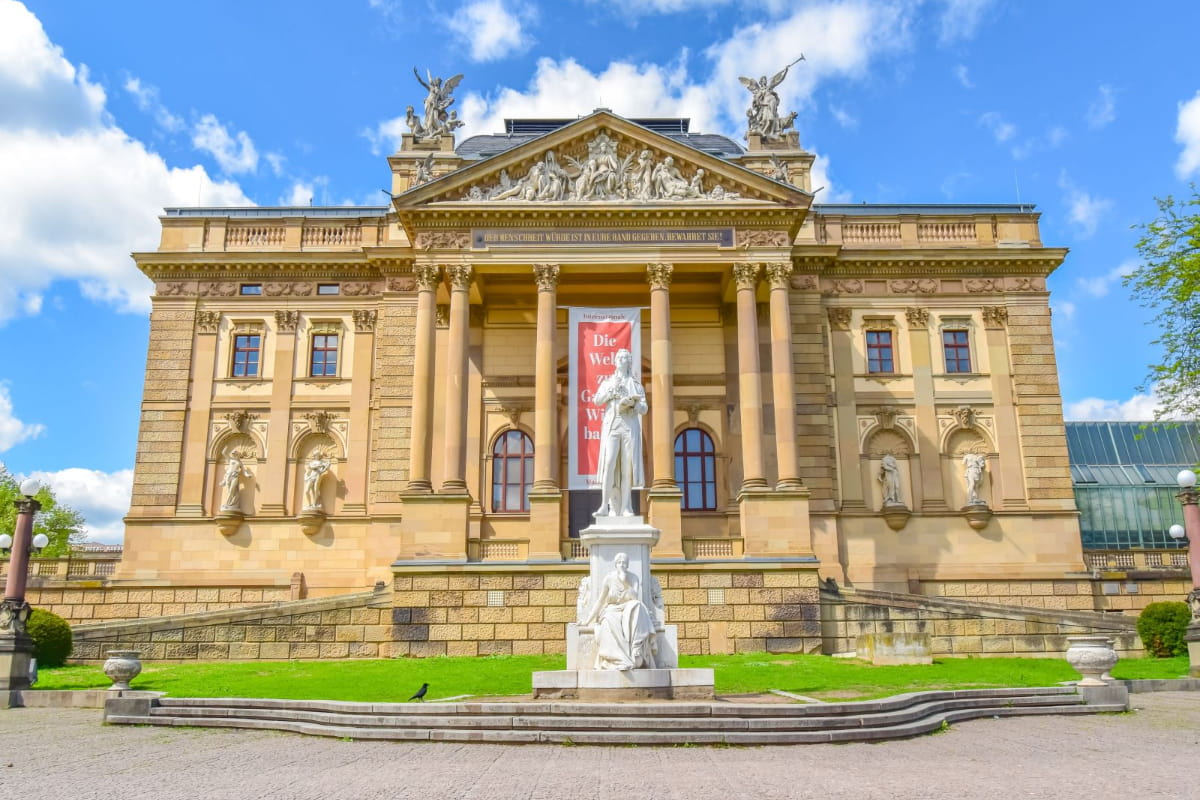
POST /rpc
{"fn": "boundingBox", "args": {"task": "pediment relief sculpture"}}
[461,132,745,203]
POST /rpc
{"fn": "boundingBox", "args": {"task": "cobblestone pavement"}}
[2,693,1196,800]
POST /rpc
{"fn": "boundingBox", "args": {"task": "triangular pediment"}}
[395,111,810,209]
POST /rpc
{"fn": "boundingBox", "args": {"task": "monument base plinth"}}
[531,668,715,700]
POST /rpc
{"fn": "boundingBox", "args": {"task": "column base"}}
[739,488,814,558]
[396,493,471,561]
[647,489,684,559]
[439,480,469,494]
[0,633,35,695]
[528,492,564,561]
[405,480,433,495]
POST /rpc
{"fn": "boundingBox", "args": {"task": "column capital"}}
[646,262,673,290]
[414,263,442,291]
[1178,488,1200,507]
[905,306,930,329]
[763,261,793,288]
[446,264,473,290]
[532,263,560,292]
[732,262,760,289]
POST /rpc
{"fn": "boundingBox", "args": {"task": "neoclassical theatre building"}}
[117,103,1087,653]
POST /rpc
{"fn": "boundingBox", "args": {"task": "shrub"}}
[27,608,73,668]
[1136,601,1191,658]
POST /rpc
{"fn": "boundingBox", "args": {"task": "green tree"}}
[1126,185,1200,420]
[0,465,87,558]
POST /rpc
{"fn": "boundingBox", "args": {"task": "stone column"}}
[259,312,297,515]
[441,264,473,494]
[907,308,947,510]
[765,262,802,490]
[176,313,218,516]
[646,263,677,490]
[529,264,563,561]
[733,262,768,491]
[646,263,683,558]
[406,264,440,494]
[983,306,1026,508]
[531,264,560,493]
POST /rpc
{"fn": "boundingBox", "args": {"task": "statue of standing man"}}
[593,348,647,518]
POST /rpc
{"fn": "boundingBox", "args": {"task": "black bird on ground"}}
[408,683,429,702]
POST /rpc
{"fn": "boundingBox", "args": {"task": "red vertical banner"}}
[568,308,642,490]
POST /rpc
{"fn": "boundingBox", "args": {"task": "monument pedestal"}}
[531,513,715,700]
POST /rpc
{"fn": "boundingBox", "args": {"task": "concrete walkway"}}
[2,692,1196,799]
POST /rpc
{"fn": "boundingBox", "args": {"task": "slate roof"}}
[456,117,744,161]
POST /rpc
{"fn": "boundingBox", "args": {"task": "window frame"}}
[937,316,977,376]
[227,322,265,379]
[491,429,534,513]
[674,427,718,511]
[239,284,262,296]
[942,328,973,373]
[865,328,896,375]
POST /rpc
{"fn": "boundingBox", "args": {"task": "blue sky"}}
[1,0,1198,541]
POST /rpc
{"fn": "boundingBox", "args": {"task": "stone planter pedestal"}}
[1065,635,1118,687]
[103,650,142,690]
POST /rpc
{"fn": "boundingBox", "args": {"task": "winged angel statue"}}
[739,55,804,141]
[407,68,465,142]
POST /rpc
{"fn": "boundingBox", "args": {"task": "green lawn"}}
[33,653,1192,702]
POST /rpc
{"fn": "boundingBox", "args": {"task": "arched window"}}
[674,428,717,511]
[491,430,533,513]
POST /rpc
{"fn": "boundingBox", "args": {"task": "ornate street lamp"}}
[1,479,45,699]
[1171,468,1200,677]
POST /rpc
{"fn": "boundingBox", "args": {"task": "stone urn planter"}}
[1065,635,1118,687]
[103,650,143,690]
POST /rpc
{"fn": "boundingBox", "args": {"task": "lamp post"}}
[1,478,45,699]
[1170,468,1200,677]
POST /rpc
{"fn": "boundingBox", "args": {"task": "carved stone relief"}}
[982,306,1009,328]
[905,307,930,328]
[789,274,818,291]
[352,309,377,332]
[342,282,378,297]
[157,282,191,297]
[889,278,939,294]
[264,282,313,297]
[763,262,792,288]
[533,263,561,292]
[196,310,221,334]
[200,282,238,297]
[414,231,471,250]
[827,308,852,330]
[387,276,417,292]
[464,132,744,202]
[824,279,864,295]
[275,310,300,332]
[736,230,790,248]
[964,278,1005,293]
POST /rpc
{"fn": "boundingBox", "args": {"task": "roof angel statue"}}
[740,55,804,141]
[409,68,464,141]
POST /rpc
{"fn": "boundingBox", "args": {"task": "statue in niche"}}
[963,453,988,506]
[584,553,659,671]
[739,55,804,140]
[593,348,647,518]
[408,68,464,141]
[220,454,251,511]
[878,454,903,507]
[303,451,332,512]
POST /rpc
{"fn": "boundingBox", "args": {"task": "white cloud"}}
[1086,84,1116,129]
[935,0,996,45]
[0,0,252,325]
[123,75,184,132]
[1052,299,1076,321]
[978,111,1015,143]
[192,113,259,174]
[278,177,330,206]
[1076,259,1136,298]
[0,383,44,452]
[448,0,535,62]
[953,63,973,88]
[1058,172,1111,238]
[830,104,858,129]
[27,466,133,544]
[1047,125,1068,146]
[1175,90,1200,179]
[1063,391,1183,422]
[811,153,850,202]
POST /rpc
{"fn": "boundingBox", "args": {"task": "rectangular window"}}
[317,284,340,295]
[231,333,261,377]
[943,329,972,373]
[239,284,262,296]
[310,333,339,377]
[865,330,894,374]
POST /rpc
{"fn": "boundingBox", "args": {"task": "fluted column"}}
[441,264,472,494]
[532,263,560,493]
[647,263,678,490]
[765,262,802,490]
[734,262,768,491]
[406,264,440,494]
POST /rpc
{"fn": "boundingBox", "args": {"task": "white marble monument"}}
[532,352,714,699]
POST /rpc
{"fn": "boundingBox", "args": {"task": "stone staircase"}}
[104,686,1126,745]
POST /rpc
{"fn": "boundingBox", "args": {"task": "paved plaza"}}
[1,692,1196,799]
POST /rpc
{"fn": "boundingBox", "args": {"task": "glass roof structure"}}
[1066,421,1199,550]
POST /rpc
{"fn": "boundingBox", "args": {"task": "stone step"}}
[104,687,1122,745]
